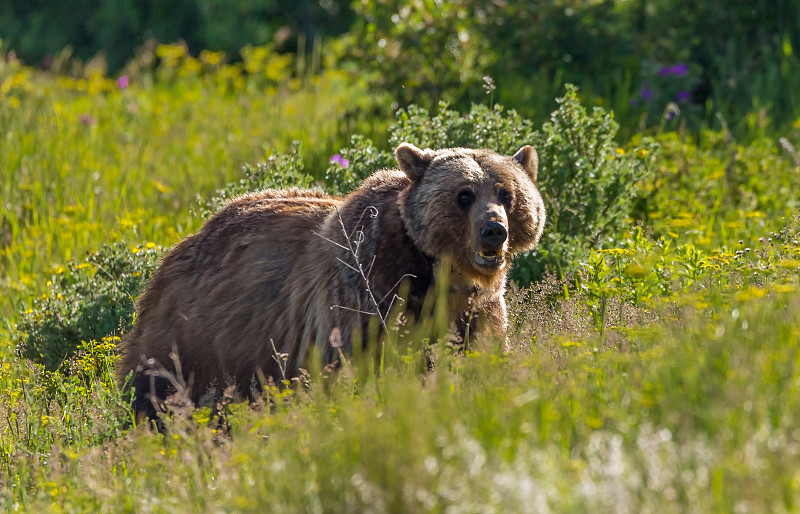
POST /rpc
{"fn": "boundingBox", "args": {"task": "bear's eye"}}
[498,188,513,207]
[456,189,475,209]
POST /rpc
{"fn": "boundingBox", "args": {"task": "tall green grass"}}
[3,283,800,511]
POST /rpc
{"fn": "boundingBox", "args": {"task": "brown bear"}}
[119,143,545,418]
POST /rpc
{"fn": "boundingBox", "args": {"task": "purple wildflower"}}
[330,153,350,168]
[676,90,691,103]
[640,87,653,101]
[80,114,95,125]
[658,62,689,77]
[671,62,689,76]
[117,75,129,89]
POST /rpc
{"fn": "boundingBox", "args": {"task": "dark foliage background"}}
[2,1,798,129]
[0,0,353,72]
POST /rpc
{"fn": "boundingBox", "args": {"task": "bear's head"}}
[396,143,546,286]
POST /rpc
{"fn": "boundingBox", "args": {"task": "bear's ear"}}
[395,142,434,181]
[512,145,539,183]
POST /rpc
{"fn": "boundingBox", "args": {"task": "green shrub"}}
[336,0,492,107]
[338,0,632,113]
[328,86,658,282]
[326,102,538,194]
[15,243,162,371]
[199,142,316,217]
[521,85,659,282]
[325,134,394,195]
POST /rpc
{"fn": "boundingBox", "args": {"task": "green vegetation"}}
[2,2,800,510]
[0,0,354,72]
[4,1,800,130]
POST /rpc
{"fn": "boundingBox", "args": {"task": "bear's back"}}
[119,188,341,408]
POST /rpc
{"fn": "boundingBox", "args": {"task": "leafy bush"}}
[336,0,493,107]
[329,86,658,282]
[338,0,631,112]
[522,85,659,282]
[326,102,537,194]
[15,243,162,371]
[200,142,315,216]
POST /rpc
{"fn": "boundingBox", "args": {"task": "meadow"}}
[2,35,800,512]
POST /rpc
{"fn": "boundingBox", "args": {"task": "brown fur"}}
[119,144,546,417]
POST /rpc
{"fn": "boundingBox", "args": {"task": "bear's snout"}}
[479,221,508,249]
[474,219,508,270]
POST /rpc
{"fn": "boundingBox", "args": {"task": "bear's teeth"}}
[479,251,497,259]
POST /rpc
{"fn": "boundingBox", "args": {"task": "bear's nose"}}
[480,221,508,248]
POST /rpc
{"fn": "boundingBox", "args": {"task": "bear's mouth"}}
[474,250,504,268]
